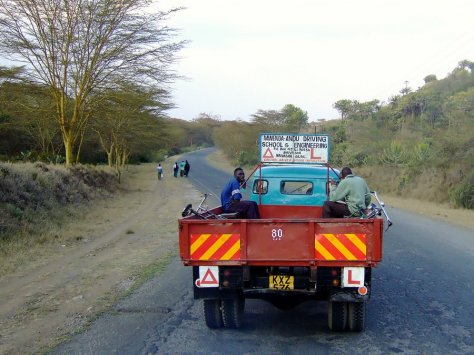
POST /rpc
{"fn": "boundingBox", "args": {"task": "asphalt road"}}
[55,148,474,354]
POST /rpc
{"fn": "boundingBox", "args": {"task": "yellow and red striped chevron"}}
[315,234,367,261]
[190,234,241,261]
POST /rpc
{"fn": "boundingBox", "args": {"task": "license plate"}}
[269,275,294,290]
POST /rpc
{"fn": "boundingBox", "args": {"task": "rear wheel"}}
[222,296,245,328]
[328,301,347,331]
[347,302,366,332]
[203,299,222,329]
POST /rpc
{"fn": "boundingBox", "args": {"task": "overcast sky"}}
[156,0,474,122]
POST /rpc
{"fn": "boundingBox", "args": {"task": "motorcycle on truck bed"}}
[178,133,392,331]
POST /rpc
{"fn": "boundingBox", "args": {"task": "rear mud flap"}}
[329,289,369,302]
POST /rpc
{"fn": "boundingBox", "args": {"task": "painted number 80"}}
[272,228,283,240]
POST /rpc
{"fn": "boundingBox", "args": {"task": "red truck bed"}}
[179,206,383,268]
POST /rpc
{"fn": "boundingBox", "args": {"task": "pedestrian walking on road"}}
[179,160,185,177]
[156,163,163,180]
[173,162,179,178]
[184,160,190,177]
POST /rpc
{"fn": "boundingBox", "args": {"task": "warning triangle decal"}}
[263,147,274,158]
[201,268,218,285]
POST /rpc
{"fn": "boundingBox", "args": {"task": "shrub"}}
[378,141,408,166]
[449,171,474,209]
[238,150,259,167]
[0,162,119,241]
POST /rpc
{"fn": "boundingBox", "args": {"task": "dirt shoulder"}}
[206,149,474,230]
[0,160,202,354]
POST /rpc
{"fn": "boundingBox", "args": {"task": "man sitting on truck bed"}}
[221,168,260,219]
[322,167,371,218]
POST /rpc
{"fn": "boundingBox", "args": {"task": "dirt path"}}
[0,161,202,354]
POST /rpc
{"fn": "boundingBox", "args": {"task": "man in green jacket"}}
[322,167,371,218]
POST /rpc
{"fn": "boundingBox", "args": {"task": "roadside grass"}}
[0,162,119,276]
[124,253,177,297]
[207,149,474,230]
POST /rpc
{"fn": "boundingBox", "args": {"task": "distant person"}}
[173,162,179,178]
[221,167,260,219]
[184,160,190,177]
[156,163,163,180]
[179,160,186,177]
[322,167,371,218]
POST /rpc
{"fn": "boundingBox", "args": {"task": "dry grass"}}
[382,195,474,230]
[0,162,118,275]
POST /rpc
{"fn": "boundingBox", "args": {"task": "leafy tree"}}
[251,109,285,130]
[333,99,353,121]
[424,74,437,84]
[90,82,171,174]
[188,113,221,147]
[213,121,259,166]
[457,59,474,73]
[348,100,380,121]
[0,0,184,165]
[281,104,309,132]
[250,104,308,133]
[0,66,60,159]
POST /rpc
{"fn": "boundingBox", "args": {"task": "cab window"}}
[252,179,268,194]
[280,181,313,195]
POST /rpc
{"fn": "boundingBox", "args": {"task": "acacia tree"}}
[0,0,184,165]
[281,104,308,132]
[251,109,285,130]
[333,99,353,121]
[0,66,60,158]
[91,82,171,172]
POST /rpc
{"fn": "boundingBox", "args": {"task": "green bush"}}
[238,150,259,167]
[449,171,474,208]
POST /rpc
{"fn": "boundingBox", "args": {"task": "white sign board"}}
[259,133,329,164]
[195,266,219,288]
[342,267,365,288]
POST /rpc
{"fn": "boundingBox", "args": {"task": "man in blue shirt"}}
[221,168,260,219]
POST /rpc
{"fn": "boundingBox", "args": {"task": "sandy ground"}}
[0,160,202,354]
[206,150,474,230]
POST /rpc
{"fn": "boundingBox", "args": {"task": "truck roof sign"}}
[259,133,330,164]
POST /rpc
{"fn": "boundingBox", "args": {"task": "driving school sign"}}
[259,133,330,164]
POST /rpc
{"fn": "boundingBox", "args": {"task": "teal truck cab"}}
[178,134,392,331]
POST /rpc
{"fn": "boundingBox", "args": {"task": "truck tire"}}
[222,296,245,329]
[328,301,347,331]
[204,299,223,329]
[347,302,366,332]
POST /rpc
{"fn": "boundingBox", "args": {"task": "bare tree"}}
[0,0,184,165]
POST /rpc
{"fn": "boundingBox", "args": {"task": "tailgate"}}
[179,218,383,266]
